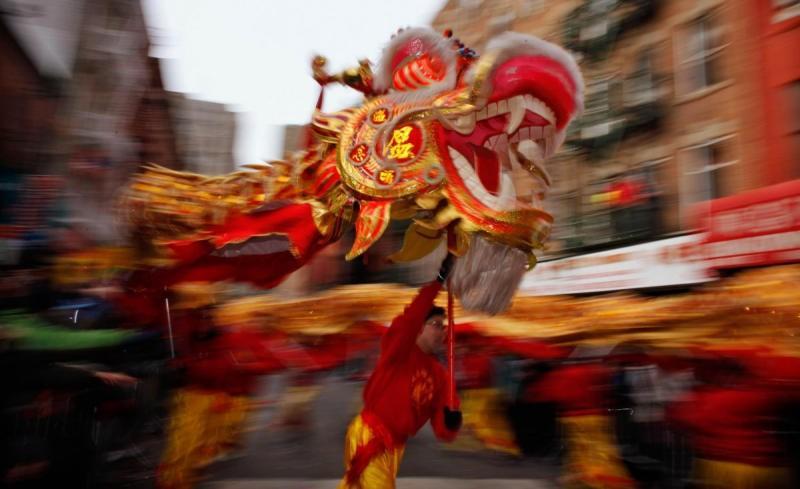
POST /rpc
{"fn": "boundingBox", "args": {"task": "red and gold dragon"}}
[122,28,583,314]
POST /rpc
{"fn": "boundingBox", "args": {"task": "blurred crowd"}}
[2,233,800,489]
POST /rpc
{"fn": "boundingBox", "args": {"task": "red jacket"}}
[220,328,285,395]
[667,351,800,467]
[183,328,283,395]
[362,281,459,444]
[668,384,794,466]
[527,363,613,417]
[458,352,494,389]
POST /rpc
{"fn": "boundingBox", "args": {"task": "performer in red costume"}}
[668,347,800,489]
[338,255,461,489]
[207,321,285,458]
[527,360,637,489]
[156,285,283,489]
[452,339,520,455]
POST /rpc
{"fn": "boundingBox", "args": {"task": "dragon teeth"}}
[497,99,508,114]
[505,95,526,135]
[524,95,556,125]
[447,146,516,212]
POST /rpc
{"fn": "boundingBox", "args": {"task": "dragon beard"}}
[449,234,528,315]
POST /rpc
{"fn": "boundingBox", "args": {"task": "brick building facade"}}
[433,0,797,256]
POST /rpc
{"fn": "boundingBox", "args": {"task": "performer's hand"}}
[437,253,456,283]
[443,407,462,431]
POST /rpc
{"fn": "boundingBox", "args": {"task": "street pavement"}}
[200,373,561,487]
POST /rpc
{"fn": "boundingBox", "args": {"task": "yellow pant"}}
[208,394,251,451]
[560,415,635,489]
[694,459,795,489]
[337,414,405,489]
[157,389,224,489]
[456,388,520,455]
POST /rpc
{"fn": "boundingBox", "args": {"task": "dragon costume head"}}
[123,28,583,314]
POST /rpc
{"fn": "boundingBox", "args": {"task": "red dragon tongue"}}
[471,144,500,195]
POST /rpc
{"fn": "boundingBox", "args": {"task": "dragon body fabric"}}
[122,28,583,315]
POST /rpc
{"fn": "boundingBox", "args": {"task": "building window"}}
[677,11,726,95]
[631,158,667,236]
[549,190,582,251]
[625,48,658,107]
[579,0,616,42]
[581,177,616,244]
[580,76,622,139]
[585,79,612,116]
[681,136,737,223]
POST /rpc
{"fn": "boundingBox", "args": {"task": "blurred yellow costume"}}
[694,459,795,489]
[337,414,405,489]
[560,415,636,489]
[156,389,222,489]
[454,387,520,455]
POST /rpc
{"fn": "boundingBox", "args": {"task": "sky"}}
[141,0,447,165]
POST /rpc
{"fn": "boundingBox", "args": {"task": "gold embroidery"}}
[411,369,434,414]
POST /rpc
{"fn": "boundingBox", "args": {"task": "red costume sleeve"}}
[185,354,231,388]
[230,352,283,374]
[665,393,699,433]
[459,353,494,389]
[226,330,284,375]
[526,364,611,416]
[380,280,442,361]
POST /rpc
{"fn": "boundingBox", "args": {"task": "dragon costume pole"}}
[447,228,456,409]
[164,296,175,359]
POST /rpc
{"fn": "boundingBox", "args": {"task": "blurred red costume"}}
[529,363,636,489]
[453,348,521,455]
[668,349,800,489]
[157,327,281,489]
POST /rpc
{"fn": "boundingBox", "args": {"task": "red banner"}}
[696,179,800,269]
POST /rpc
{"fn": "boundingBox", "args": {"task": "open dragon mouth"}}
[439,95,558,314]
[432,45,582,313]
[442,93,556,211]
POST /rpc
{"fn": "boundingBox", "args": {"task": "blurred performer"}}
[668,348,800,489]
[338,255,461,489]
[156,283,223,489]
[208,318,285,458]
[452,342,520,455]
[528,360,636,489]
[158,286,288,487]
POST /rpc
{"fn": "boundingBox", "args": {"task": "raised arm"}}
[380,254,454,360]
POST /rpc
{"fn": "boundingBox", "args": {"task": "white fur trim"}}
[465,32,585,117]
[461,32,584,154]
[373,27,458,94]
